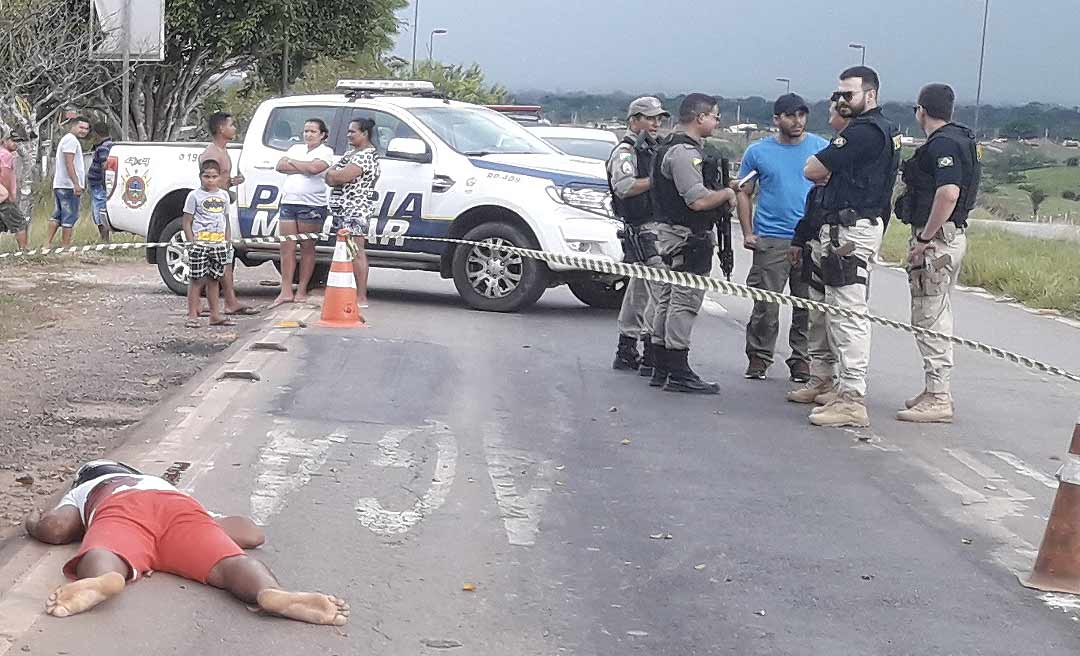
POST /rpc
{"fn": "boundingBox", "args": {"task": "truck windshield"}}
[408,106,557,156]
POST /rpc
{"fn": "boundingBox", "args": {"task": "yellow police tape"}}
[2,231,1078,385]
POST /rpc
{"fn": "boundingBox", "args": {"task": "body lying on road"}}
[23,459,348,626]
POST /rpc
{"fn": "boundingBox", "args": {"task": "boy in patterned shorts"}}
[182,160,235,328]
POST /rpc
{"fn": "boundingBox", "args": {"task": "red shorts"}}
[63,490,244,583]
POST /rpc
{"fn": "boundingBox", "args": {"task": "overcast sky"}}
[392,1,1078,106]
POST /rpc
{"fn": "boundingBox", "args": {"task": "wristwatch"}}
[915,234,932,244]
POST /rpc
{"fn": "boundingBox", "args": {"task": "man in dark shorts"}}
[0,128,29,249]
[23,459,349,625]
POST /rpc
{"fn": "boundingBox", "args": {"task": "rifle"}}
[702,154,735,280]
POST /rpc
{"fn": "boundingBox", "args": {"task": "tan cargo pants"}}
[906,223,967,394]
[816,218,884,397]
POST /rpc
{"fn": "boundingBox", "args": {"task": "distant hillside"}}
[513,90,1080,140]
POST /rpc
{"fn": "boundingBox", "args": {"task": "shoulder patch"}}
[832,136,846,148]
[892,135,903,150]
[620,160,635,176]
[937,156,954,168]
[691,158,703,168]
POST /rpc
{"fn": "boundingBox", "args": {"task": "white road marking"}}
[907,455,1038,574]
[249,427,338,525]
[355,421,457,535]
[987,450,1059,490]
[484,434,554,547]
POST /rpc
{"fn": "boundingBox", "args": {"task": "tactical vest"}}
[607,135,654,226]
[895,123,980,228]
[821,108,902,224]
[650,133,713,232]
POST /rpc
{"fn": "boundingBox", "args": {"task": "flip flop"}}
[267,298,293,309]
[225,306,261,316]
[184,319,201,328]
[209,319,238,327]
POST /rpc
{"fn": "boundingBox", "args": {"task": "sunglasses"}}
[830,90,865,103]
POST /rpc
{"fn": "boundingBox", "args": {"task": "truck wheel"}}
[272,260,331,290]
[568,276,627,309]
[156,217,190,296]
[452,222,549,312]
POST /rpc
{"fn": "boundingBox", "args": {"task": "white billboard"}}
[90,0,165,61]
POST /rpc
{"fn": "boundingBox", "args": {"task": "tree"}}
[214,55,508,138]
[87,0,406,141]
[0,0,113,206]
[410,61,508,105]
[1025,187,1048,217]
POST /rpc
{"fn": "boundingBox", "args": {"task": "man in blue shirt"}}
[86,123,115,243]
[736,94,829,381]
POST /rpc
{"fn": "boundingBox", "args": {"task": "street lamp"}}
[974,0,991,136]
[849,42,866,65]
[428,28,448,60]
[410,0,420,76]
[776,77,791,93]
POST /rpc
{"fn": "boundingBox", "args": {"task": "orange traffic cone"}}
[318,230,366,328]
[1020,418,1080,594]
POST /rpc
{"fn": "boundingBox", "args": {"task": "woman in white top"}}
[271,118,335,307]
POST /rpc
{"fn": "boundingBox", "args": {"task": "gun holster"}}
[667,232,714,275]
[822,241,868,288]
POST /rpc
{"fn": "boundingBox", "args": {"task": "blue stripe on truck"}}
[468,158,606,187]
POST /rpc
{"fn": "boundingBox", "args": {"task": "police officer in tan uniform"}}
[608,97,669,374]
[648,93,736,394]
[894,83,979,423]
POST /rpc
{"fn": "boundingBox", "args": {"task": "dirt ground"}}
[0,255,282,540]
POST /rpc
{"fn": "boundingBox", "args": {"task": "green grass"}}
[982,166,1080,220]
[880,223,1080,318]
[0,200,142,259]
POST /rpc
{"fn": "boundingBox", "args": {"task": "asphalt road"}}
[4,248,1080,656]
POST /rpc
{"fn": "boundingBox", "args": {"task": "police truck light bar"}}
[335,80,437,94]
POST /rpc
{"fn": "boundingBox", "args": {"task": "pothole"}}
[55,401,145,429]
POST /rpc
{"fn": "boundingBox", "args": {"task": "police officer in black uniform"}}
[648,93,736,394]
[787,103,848,406]
[803,66,901,428]
[893,83,980,424]
[608,97,668,374]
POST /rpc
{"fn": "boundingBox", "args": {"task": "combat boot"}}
[787,377,832,404]
[638,339,655,377]
[808,391,870,427]
[663,349,720,395]
[612,335,640,371]
[649,344,669,387]
[904,389,930,409]
[896,393,954,423]
[812,389,841,408]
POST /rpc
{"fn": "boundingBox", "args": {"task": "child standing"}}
[183,160,235,328]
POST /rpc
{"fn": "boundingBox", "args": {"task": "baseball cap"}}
[627,97,670,119]
[774,93,810,116]
[2,127,29,142]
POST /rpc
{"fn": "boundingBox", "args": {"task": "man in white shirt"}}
[271,118,335,307]
[45,117,91,248]
[24,459,349,625]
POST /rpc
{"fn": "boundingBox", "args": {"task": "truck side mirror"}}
[386,138,431,164]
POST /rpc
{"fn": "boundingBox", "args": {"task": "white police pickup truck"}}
[104,80,625,312]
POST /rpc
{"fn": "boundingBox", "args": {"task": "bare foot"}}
[294,294,309,305]
[256,589,350,626]
[268,295,294,309]
[46,572,126,617]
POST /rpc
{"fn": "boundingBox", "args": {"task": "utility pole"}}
[974,0,990,136]
[410,0,420,76]
[121,0,131,141]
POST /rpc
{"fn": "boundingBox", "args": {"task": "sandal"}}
[209,319,238,327]
[225,306,261,316]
